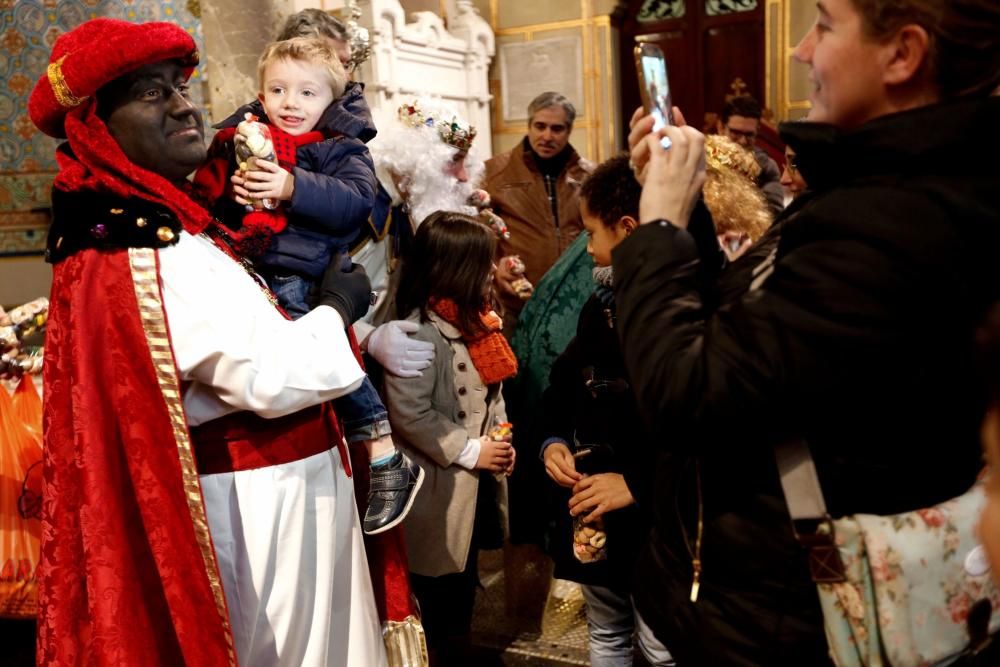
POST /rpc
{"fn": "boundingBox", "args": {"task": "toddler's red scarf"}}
[430,298,518,385]
[192,122,323,256]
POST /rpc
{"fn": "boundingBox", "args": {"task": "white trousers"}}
[201,449,387,667]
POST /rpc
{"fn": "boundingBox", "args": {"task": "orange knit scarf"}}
[430,298,518,386]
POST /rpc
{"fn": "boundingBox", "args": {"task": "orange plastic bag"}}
[0,377,43,618]
[11,375,41,438]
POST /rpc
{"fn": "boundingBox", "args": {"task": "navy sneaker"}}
[364,452,424,535]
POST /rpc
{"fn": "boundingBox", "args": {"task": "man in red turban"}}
[29,19,407,666]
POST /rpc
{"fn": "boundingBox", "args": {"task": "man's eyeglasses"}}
[725,126,758,142]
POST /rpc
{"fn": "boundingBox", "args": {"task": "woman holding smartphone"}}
[616,0,1000,664]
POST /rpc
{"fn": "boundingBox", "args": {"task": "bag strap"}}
[775,440,829,519]
[774,440,848,583]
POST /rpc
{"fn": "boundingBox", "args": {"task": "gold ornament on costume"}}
[47,56,87,109]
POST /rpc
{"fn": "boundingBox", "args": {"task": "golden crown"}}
[398,100,477,152]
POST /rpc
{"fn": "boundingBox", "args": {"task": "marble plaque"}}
[499,36,584,123]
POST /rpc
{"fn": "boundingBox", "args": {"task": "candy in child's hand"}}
[245,132,267,155]
[488,421,513,442]
[234,113,278,211]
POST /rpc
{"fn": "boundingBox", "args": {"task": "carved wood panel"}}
[616,0,765,137]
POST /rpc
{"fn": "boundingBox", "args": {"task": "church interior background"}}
[0,0,813,306]
[0,1,813,663]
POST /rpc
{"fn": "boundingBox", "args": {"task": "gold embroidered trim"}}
[47,56,88,109]
[128,248,236,665]
[383,615,429,667]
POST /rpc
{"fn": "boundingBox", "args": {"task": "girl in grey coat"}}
[383,212,518,663]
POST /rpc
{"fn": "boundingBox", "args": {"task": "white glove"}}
[367,320,435,378]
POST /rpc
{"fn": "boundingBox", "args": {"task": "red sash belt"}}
[189,402,352,477]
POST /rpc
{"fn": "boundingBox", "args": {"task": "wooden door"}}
[615,0,765,138]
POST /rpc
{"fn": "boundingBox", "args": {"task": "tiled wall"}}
[0,0,204,255]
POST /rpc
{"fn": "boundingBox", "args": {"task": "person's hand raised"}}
[627,105,689,185]
[638,122,706,229]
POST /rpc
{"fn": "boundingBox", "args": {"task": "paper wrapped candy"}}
[234,113,278,211]
[572,515,607,564]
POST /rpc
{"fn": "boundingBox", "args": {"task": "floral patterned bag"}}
[776,441,1000,667]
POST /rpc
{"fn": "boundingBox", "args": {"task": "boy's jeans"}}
[580,584,675,667]
[269,273,391,443]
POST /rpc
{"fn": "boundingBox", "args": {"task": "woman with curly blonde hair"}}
[702,134,773,260]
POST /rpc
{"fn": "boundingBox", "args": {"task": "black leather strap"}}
[370,468,411,493]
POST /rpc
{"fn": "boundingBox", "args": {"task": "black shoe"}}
[364,453,424,535]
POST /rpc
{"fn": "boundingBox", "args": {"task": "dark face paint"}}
[99,60,206,183]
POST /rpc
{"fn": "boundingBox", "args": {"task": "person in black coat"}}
[537,155,673,666]
[617,0,1000,664]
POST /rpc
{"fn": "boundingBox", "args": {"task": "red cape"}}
[40,246,236,665]
[40,238,421,665]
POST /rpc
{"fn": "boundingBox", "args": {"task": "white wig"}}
[369,96,485,227]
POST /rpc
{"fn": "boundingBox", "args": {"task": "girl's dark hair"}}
[394,211,499,335]
[579,153,642,229]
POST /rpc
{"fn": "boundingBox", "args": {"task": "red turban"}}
[29,18,198,139]
[28,19,212,235]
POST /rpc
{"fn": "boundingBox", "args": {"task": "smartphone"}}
[634,42,674,149]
